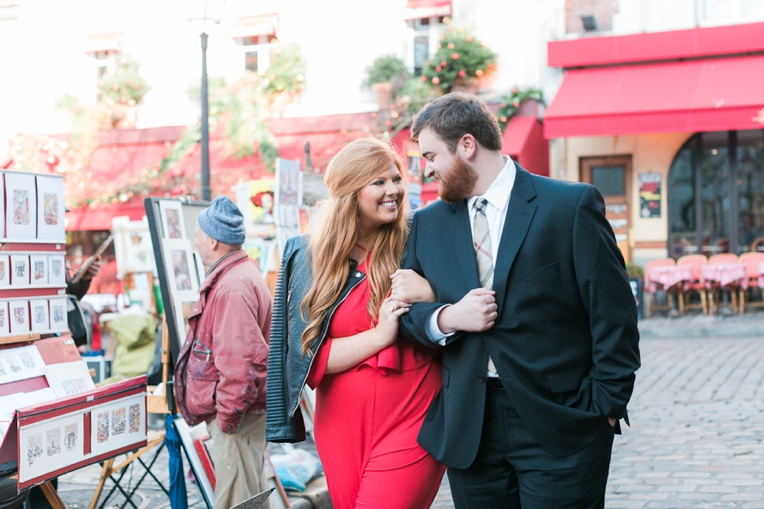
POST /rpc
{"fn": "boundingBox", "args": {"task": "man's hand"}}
[81,256,102,281]
[608,417,617,427]
[438,288,497,334]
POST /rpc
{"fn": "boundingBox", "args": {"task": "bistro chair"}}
[707,253,741,314]
[676,254,708,315]
[644,258,677,318]
[738,252,764,313]
[750,236,764,253]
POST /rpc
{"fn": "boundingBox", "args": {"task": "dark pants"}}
[447,380,614,509]
[26,478,56,509]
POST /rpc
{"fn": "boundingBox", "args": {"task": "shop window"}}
[407,16,445,75]
[591,166,625,196]
[668,130,764,257]
[231,14,278,74]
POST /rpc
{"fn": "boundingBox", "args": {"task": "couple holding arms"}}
[267,93,640,509]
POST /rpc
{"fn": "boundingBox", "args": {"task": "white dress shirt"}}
[426,156,516,342]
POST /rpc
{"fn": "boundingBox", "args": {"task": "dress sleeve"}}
[306,337,333,389]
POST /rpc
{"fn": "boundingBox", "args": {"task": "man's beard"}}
[438,157,479,204]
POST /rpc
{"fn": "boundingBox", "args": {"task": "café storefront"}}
[544,21,764,266]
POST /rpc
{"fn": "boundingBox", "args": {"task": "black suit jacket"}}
[398,167,640,468]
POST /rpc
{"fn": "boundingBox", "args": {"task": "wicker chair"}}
[676,254,708,315]
[707,253,740,314]
[738,252,764,313]
[644,258,677,318]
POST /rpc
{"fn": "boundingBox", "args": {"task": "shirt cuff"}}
[426,305,455,346]
[306,337,332,389]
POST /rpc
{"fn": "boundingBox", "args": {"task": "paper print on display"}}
[64,423,78,451]
[30,299,49,333]
[30,255,48,286]
[129,404,141,433]
[10,255,29,287]
[5,172,36,241]
[46,428,61,457]
[18,411,85,483]
[0,344,45,383]
[163,240,199,302]
[27,433,43,467]
[49,297,68,332]
[36,175,66,241]
[47,254,66,286]
[45,361,96,398]
[10,301,29,334]
[159,200,186,240]
[0,256,9,287]
[90,395,146,456]
[0,301,9,336]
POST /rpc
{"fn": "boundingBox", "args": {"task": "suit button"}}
[477,374,486,383]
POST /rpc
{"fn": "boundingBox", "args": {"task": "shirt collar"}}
[468,155,515,213]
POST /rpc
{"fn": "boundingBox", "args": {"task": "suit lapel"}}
[493,167,537,315]
[448,200,479,291]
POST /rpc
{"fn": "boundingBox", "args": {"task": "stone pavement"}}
[53,313,764,508]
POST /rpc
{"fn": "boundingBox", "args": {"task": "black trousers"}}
[447,380,614,509]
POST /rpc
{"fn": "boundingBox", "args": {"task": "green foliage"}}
[372,77,442,137]
[363,55,409,89]
[422,21,496,94]
[625,262,645,278]
[264,43,306,96]
[97,52,151,106]
[495,87,544,132]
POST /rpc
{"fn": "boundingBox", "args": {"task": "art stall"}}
[145,197,291,509]
[0,170,148,509]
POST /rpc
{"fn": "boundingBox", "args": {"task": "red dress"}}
[307,258,445,509]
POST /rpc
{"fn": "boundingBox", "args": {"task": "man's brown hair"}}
[411,92,503,153]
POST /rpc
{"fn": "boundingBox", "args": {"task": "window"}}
[231,14,278,74]
[84,32,122,90]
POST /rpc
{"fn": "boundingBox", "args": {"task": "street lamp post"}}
[185,0,226,202]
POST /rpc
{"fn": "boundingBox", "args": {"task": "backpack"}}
[67,295,93,347]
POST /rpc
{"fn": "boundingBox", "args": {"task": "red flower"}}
[458,70,466,77]
[435,66,442,72]
[452,53,460,60]
[432,76,440,84]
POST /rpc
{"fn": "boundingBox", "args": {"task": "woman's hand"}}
[390,269,436,304]
[373,296,409,348]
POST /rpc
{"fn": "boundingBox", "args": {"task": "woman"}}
[266,138,445,508]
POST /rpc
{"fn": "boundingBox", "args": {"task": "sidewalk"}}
[638,310,764,339]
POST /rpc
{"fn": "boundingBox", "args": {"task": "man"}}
[175,196,272,509]
[397,93,640,508]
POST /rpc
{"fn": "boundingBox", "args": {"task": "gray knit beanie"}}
[197,196,246,245]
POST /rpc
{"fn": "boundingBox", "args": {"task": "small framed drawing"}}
[10,255,30,287]
[29,299,49,333]
[0,255,9,287]
[48,254,66,286]
[30,255,48,286]
[9,300,29,335]
[163,240,199,302]
[5,172,37,241]
[36,175,66,242]
[159,201,186,240]
[0,301,9,336]
[49,298,68,333]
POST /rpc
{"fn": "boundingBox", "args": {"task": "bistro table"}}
[701,263,748,315]
[759,262,764,288]
[646,265,694,294]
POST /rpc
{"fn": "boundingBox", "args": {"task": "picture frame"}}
[159,200,186,240]
[48,254,66,286]
[49,297,68,333]
[162,239,199,302]
[10,254,29,287]
[30,255,48,286]
[9,300,29,335]
[0,300,9,336]
[35,175,66,242]
[174,417,215,507]
[29,298,49,333]
[5,172,37,241]
[0,255,9,287]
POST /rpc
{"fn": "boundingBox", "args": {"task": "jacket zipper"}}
[290,273,365,417]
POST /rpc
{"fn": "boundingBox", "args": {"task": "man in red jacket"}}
[175,196,273,509]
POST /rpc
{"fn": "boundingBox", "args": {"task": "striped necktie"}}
[473,198,497,374]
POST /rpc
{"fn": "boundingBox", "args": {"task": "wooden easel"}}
[88,317,172,509]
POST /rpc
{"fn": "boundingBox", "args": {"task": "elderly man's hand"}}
[81,256,102,281]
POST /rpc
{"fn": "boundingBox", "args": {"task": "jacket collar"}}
[200,249,249,292]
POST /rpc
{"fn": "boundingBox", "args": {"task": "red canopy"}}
[544,55,764,138]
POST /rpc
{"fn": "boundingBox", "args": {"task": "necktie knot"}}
[474,197,488,215]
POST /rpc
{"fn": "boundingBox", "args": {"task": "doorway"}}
[580,155,633,262]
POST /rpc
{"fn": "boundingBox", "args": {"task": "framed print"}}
[49,297,68,333]
[30,254,48,286]
[0,255,9,287]
[174,300,197,345]
[5,172,37,241]
[45,361,96,398]
[36,175,66,242]
[10,254,29,286]
[18,412,84,484]
[159,200,186,240]
[0,301,9,336]
[0,344,44,382]
[163,240,199,302]
[175,417,215,507]
[90,394,146,457]
[29,298,49,333]
[48,254,66,286]
[193,252,206,288]
[9,300,29,334]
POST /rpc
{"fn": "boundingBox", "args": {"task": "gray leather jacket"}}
[265,235,365,443]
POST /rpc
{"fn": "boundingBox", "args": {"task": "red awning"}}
[502,116,548,176]
[404,0,451,20]
[231,14,278,45]
[65,201,147,231]
[544,55,764,138]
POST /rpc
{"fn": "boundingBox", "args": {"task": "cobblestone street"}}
[57,320,764,508]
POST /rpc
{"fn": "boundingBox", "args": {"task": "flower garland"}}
[495,87,544,132]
